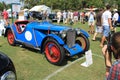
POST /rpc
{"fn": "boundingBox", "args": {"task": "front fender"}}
[63,44,83,56]
[4,26,11,37]
[48,34,64,45]
[80,29,89,38]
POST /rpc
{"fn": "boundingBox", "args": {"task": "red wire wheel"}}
[7,29,15,46]
[44,38,65,65]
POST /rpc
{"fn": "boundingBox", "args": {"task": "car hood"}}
[27,21,70,31]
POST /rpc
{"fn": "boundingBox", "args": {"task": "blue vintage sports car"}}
[5,20,90,65]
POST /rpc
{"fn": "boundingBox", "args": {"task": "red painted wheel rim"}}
[45,42,60,63]
[7,30,14,45]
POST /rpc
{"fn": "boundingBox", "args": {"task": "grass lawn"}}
[0,21,120,80]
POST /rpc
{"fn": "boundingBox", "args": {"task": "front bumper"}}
[64,44,83,56]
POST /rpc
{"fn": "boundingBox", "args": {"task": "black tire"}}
[0,51,17,80]
[7,29,15,46]
[76,34,90,53]
[43,38,65,65]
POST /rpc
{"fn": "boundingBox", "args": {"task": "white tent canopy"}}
[24,8,29,11]
[29,5,51,14]
[7,9,11,12]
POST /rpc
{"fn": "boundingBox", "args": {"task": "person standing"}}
[92,8,104,41]
[100,5,113,47]
[70,11,74,24]
[67,10,71,23]
[2,9,9,26]
[112,9,119,32]
[102,32,120,80]
[80,11,85,24]
[57,10,62,24]
[62,10,67,24]
[73,11,79,24]
[88,9,96,34]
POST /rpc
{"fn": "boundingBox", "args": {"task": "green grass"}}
[0,21,120,80]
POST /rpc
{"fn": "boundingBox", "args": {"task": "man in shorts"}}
[92,8,104,41]
[100,5,113,47]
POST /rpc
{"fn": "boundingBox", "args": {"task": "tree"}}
[20,0,120,11]
[0,2,10,11]
[0,2,4,11]
[84,0,104,8]
[20,0,41,8]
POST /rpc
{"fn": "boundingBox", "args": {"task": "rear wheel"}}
[7,29,15,46]
[43,38,65,65]
[76,34,90,53]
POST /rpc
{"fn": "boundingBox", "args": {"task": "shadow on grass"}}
[15,44,41,54]
[60,53,85,66]
[15,44,85,66]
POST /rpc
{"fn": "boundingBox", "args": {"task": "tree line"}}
[0,0,120,11]
[23,0,120,10]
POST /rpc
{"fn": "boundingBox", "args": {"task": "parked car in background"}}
[48,12,63,22]
[29,11,43,20]
[117,11,120,26]
[0,51,16,80]
[5,20,90,65]
[30,11,63,22]
[0,20,6,36]
[48,13,57,22]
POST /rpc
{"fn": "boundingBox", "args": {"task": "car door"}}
[12,21,37,47]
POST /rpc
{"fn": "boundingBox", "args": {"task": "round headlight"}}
[76,28,81,35]
[1,71,16,80]
[60,30,67,38]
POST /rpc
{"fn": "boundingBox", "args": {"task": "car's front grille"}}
[66,29,76,48]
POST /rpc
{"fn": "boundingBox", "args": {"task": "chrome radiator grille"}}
[66,29,76,48]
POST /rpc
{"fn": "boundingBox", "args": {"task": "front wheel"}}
[76,34,90,53]
[7,29,15,46]
[43,38,65,65]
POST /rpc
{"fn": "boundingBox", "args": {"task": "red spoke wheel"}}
[76,34,90,52]
[44,38,65,65]
[7,29,15,46]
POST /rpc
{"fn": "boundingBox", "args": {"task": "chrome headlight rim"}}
[59,30,67,38]
[75,28,81,35]
[1,71,16,80]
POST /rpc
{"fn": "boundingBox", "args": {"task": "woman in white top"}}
[88,10,95,34]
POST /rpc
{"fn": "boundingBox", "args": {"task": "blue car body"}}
[5,20,90,65]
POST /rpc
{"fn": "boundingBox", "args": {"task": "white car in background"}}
[0,20,6,36]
